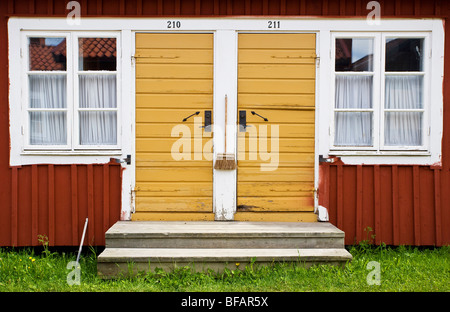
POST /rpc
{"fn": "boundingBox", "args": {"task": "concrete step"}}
[97,247,353,278]
[105,221,345,249]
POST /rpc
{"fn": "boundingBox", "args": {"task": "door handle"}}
[251,111,269,122]
[182,111,200,122]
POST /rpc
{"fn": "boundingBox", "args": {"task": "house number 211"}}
[267,21,281,28]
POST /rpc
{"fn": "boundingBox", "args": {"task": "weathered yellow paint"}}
[136,182,212,197]
[238,182,314,196]
[135,197,212,211]
[136,94,213,109]
[136,33,214,49]
[238,64,315,79]
[237,33,317,222]
[238,94,315,109]
[238,79,315,94]
[238,34,316,49]
[136,49,214,64]
[134,33,214,218]
[234,212,318,222]
[131,212,215,221]
[239,49,316,64]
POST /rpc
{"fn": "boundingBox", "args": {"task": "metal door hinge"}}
[113,154,131,165]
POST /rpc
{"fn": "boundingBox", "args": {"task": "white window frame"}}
[22,32,73,151]
[330,32,381,152]
[379,32,430,152]
[20,30,121,153]
[330,31,431,154]
[73,32,121,151]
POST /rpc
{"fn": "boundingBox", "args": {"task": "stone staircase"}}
[97,221,352,278]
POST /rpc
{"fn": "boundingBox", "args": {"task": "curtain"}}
[29,75,67,145]
[79,75,117,145]
[384,75,423,146]
[334,75,373,146]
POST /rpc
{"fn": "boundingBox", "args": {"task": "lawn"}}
[0,244,448,292]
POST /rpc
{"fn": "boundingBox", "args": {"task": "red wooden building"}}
[0,0,449,247]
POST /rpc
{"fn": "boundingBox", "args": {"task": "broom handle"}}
[224,94,227,153]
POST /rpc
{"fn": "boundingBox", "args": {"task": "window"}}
[23,32,120,151]
[331,33,429,152]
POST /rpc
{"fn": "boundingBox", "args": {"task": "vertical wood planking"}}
[31,165,38,245]
[355,0,362,16]
[8,0,14,14]
[433,168,442,246]
[356,165,363,242]
[80,0,88,16]
[195,0,201,15]
[11,167,19,246]
[414,0,421,15]
[119,0,125,15]
[47,165,55,246]
[374,165,381,244]
[337,164,344,230]
[103,164,110,233]
[71,165,79,246]
[392,165,399,245]
[413,166,421,245]
[280,0,286,15]
[97,0,102,15]
[339,0,345,15]
[87,165,95,245]
[157,0,163,15]
[47,0,53,15]
[137,0,143,15]
[245,0,251,14]
[300,0,306,15]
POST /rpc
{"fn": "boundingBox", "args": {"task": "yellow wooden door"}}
[236,33,317,222]
[132,33,214,221]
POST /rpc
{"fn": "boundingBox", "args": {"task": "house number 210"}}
[167,20,181,28]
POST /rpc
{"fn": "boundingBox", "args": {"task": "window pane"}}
[334,112,373,146]
[79,38,116,71]
[385,75,423,109]
[79,111,117,145]
[335,38,373,72]
[29,75,67,108]
[30,112,67,145]
[385,38,423,72]
[384,112,422,146]
[29,37,66,71]
[79,75,117,108]
[335,75,373,109]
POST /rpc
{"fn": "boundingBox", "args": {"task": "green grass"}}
[0,244,448,292]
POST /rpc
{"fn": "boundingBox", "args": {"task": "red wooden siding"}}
[319,164,449,246]
[2,164,122,247]
[1,0,449,246]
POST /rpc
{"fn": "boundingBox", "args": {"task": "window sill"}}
[329,150,431,157]
[325,150,440,166]
[21,150,122,156]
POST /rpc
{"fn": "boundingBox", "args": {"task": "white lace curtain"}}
[334,75,373,146]
[335,75,422,147]
[384,75,423,146]
[29,75,67,145]
[79,74,117,145]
